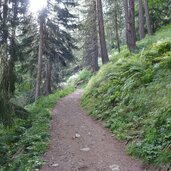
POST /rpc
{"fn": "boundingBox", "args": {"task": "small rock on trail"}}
[80,147,90,152]
[41,90,144,171]
[109,164,120,171]
[52,163,59,167]
[75,133,81,138]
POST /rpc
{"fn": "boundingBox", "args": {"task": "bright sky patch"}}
[29,0,47,13]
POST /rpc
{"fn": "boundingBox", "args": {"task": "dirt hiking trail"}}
[41,90,144,171]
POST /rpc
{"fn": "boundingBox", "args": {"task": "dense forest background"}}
[0,0,171,170]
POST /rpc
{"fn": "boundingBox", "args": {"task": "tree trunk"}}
[83,0,99,72]
[0,0,2,19]
[35,15,44,100]
[91,31,99,72]
[124,0,129,45]
[92,0,99,72]
[45,58,52,95]
[8,28,16,95]
[138,0,145,39]
[96,0,109,64]
[124,0,136,52]
[144,0,153,35]
[8,1,18,95]
[114,2,120,53]
[2,0,8,44]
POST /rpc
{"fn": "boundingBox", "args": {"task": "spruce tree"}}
[124,0,136,52]
[96,0,109,64]
[19,0,77,98]
[0,0,29,125]
[82,0,99,72]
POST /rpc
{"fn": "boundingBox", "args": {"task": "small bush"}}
[67,69,93,87]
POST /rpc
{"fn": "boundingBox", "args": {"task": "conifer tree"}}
[82,0,99,72]
[144,0,153,35]
[35,10,46,99]
[18,0,77,98]
[124,0,136,52]
[138,0,145,39]
[96,0,109,64]
[0,0,29,125]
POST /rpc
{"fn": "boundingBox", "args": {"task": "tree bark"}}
[114,2,120,53]
[138,0,145,39]
[2,0,8,44]
[124,0,136,52]
[8,1,18,95]
[92,0,99,72]
[83,0,99,72]
[96,0,109,64]
[91,30,99,72]
[45,58,52,95]
[144,0,153,35]
[124,0,129,44]
[35,14,44,100]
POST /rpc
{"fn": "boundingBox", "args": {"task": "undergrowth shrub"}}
[67,69,93,87]
[81,25,171,167]
[0,86,74,170]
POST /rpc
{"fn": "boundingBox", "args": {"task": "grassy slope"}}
[0,86,74,170]
[81,25,171,167]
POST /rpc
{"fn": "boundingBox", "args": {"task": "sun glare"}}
[29,0,47,13]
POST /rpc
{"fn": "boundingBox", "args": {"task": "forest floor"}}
[41,90,145,171]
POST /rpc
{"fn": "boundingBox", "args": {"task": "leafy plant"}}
[67,69,93,87]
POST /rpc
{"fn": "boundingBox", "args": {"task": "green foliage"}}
[148,0,171,31]
[81,25,171,167]
[0,48,15,126]
[0,86,74,170]
[67,69,93,87]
